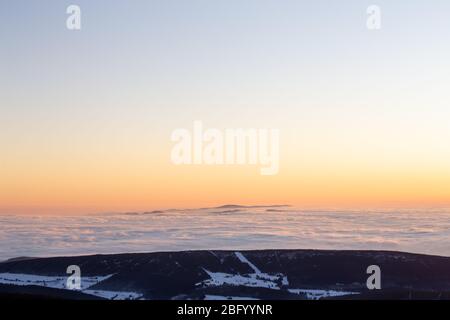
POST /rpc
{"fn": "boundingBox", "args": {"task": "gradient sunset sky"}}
[1,0,450,214]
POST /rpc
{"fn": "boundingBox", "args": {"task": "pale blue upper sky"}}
[2,0,449,121]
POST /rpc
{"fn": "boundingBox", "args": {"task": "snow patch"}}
[288,288,359,300]
[83,289,143,300]
[199,252,289,290]
[200,270,281,289]
[0,272,143,300]
[235,252,261,274]
[204,295,259,300]
[0,272,112,290]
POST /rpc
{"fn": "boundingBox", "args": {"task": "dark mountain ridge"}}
[1,249,449,300]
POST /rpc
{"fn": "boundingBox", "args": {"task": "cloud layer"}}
[1,207,450,261]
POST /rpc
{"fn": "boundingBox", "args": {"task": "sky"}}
[1,0,450,214]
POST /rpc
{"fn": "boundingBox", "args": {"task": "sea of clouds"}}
[1,207,450,261]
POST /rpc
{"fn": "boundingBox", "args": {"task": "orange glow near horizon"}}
[2,149,450,214]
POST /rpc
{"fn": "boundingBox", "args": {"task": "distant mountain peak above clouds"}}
[116,205,292,216]
[206,204,291,210]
